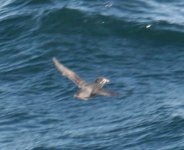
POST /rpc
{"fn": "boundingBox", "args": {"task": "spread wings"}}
[95,88,119,97]
[52,57,86,88]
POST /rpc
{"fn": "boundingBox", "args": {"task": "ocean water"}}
[1,0,184,149]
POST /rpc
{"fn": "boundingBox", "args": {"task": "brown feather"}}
[95,88,119,96]
[52,57,86,88]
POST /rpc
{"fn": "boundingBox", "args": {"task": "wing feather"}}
[96,88,119,97]
[52,57,86,88]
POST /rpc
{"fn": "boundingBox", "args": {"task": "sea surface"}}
[1,0,184,149]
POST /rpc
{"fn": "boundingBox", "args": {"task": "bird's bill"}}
[102,78,110,84]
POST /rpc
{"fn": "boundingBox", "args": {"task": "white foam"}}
[146,24,151,28]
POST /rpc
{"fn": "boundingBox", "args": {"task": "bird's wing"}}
[95,88,119,97]
[52,57,86,88]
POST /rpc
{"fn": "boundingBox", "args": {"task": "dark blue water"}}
[1,0,184,149]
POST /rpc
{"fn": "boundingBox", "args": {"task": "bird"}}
[52,57,118,100]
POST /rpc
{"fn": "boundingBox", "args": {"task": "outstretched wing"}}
[52,57,86,88]
[96,88,119,97]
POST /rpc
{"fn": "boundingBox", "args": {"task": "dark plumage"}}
[52,57,118,100]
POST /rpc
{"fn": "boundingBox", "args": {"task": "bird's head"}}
[95,77,110,88]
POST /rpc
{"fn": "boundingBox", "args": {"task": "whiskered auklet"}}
[52,57,118,100]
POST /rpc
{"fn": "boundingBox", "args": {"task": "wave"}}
[36,7,184,43]
[1,1,184,43]
[31,147,60,150]
[4,0,53,8]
